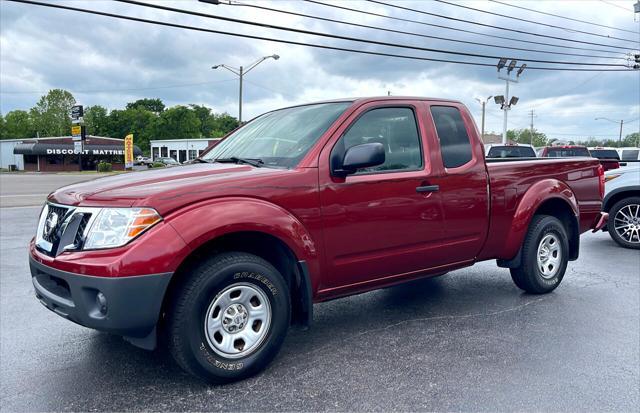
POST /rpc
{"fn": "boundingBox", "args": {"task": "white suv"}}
[603,165,640,249]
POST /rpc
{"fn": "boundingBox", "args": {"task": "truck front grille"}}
[73,213,92,248]
[42,205,70,245]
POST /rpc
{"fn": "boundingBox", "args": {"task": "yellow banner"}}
[124,134,134,168]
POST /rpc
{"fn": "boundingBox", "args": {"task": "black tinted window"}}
[431,106,473,168]
[590,149,620,160]
[337,107,422,173]
[487,146,536,158]
[545,147,590,157]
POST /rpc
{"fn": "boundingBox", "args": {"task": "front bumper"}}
[591,212,609,233]
[30,257,172,343]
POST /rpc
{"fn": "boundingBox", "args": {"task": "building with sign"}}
[150,138,221,163]
[7,136,142,172]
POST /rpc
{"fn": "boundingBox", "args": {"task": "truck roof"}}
[268,96,464,113]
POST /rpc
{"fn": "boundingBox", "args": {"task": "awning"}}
[14,143,142,157]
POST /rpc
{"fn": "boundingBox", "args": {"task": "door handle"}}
[416,185,439,193]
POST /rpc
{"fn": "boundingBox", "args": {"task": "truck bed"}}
[479,157,603,261]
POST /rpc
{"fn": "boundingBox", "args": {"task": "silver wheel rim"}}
[614,204,640,244]
[537,233,562,279]
[204,282,271,359]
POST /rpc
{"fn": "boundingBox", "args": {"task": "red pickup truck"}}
[30,97,607,383]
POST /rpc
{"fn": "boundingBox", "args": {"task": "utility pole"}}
[595,117,626,147]
[475,96,492,140]
[212,54,279,123]
[494,58,526,144]
[529,109,536,145]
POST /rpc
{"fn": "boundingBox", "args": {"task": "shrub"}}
[150,162,166,168]
[97,162,112,172]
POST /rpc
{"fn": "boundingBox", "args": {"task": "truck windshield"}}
[203,102,351,168]
[487,146,536,158]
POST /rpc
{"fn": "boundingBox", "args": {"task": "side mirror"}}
[333,142,385,177]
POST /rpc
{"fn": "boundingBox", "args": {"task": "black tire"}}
[607,197,640,250]
[166,252,290,383]
[510,215,569,294]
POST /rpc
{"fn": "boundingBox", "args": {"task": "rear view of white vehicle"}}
[618,147,640,161]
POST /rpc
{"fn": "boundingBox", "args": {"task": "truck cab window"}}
[430,106,473,168]
[337,107,422,174]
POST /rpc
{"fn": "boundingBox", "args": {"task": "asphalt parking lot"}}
[0,173,114,208]
[1,175,638,411]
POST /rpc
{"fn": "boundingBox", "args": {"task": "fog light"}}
[96,292,108,315]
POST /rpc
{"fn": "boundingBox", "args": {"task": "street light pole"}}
[238,65,243,124]
[475,95,492,140]
[502,79,510,144]
[494,58,525,144]
[212,54,279,123]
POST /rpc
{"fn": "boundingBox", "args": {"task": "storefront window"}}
[188,150,197,160]
[47,155,64,164]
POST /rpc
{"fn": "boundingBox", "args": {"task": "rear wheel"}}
[166,252,290,383]
[607,197,640,250]
[510,215,569,294]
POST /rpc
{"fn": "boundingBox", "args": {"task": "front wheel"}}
[510,215,569,294]
[607,197,640,249]
[166,252,290,383]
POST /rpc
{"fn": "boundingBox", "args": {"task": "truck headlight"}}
[84,207,162,250]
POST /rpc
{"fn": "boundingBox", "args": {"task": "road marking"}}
[0,194,49,198]
[0,205,42,210]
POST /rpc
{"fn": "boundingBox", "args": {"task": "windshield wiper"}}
[215,157,264,168]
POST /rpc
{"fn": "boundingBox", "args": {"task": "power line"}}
[366,0,636,51]
[4,0,633,72]
[115,0,628,67]
[599,0,635,12]
[228,0,627,61]
[0,79,236,95]
[433,0,638,43]
[305,0,627,55]
[488,0,639,35]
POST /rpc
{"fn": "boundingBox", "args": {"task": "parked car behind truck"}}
[540,144,619,171]
[30,97,607,383]
[603,165,640,249]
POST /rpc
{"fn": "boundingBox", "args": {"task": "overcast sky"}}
[1,0,639,141]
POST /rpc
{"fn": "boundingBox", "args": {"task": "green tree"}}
[151,106,201,140]
[2,110,34,139]
[622,132,639,147]
[84,105,110,136]
[507,128,548,147]
[107,107,156,152]
[211,113,240,137]
[189,105,239,138]
[126,98,165,114]
[30,89,76,137]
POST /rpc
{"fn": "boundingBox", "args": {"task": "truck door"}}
[318,103,448,291]
[423,104,490,263]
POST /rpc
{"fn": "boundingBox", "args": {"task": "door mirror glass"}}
[335,143,385,176]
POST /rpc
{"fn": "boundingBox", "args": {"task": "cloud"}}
[0,0,638,140]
